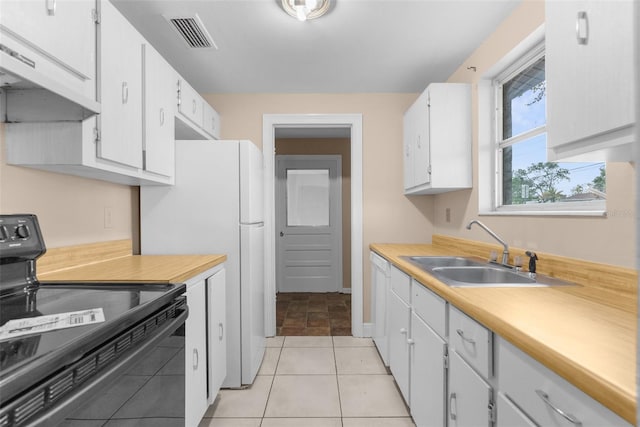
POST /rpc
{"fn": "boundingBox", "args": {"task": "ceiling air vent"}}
[165,14,217,49]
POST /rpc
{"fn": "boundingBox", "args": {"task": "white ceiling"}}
[111,0,521,94]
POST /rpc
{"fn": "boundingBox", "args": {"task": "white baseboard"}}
[361,322,373,337]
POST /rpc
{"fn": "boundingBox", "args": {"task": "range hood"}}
[1,44,100,123]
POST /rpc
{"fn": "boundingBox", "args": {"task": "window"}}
[494,47,606,213]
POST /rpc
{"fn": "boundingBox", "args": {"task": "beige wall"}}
[202,93,436,320]
[0,123,134,248]
[276,137,352,290]
[436,0,636,268]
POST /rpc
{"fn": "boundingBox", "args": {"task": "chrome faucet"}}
[466,220,509,265]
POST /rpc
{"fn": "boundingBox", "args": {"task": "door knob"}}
[280,231,284,237]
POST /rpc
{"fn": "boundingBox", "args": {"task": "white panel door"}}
[276,155,342,293]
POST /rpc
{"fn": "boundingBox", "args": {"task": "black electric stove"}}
[0,215,187,427]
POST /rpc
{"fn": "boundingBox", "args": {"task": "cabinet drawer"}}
[412,280,446,338]
[499,338,631,427]
[390,265,411,305]
[449,306,492,379]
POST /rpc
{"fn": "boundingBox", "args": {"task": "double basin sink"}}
[401,256,576,288]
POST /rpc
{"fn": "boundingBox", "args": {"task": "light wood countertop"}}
[371,242,636,425]
[39,254,227,284]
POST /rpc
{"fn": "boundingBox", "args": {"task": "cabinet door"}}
[403,100,417,190]
[208,268,227,401]
[186,279,208,427]
[202,102,221,139]
[143,43,175,177]
[177,78,204,128]
[412,91,431,188]
[410,313,447,427]
[0,0,95,80]
[448,350,492,427]
[546,0,635,160]
[388,290,411,403]
[98,0,143,168]
[371,252,390,366]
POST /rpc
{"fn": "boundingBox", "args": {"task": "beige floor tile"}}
[205,376,273,418]
[333,336,375,347]
[266,336,285,348]
[198,418,262,427]
[276,347,336,375]
[342,418,416,427]
[265,375,341,418]
[338,375,410,418]
[261,419,342,427]
[283,336,333,347]
[335,347,387,374]
[258,347,281,376]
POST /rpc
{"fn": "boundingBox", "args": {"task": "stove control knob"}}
[0,226,7,241]
[15,224,30,239]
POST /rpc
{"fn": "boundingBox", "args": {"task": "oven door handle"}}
[27,307,188,427]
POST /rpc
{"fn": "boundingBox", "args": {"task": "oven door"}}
[12,300,189,427]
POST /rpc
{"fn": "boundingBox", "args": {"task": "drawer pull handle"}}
[449,392,457,420]
[219,322,224,340]
[576,11,589,45]
[535,390,582,426]
[456,329,476,345]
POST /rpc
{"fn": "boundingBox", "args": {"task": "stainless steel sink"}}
[403,256,485,269]
[431,266,537,287]
[401,256,577,288]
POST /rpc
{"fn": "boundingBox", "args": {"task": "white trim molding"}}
[263,114,364,337]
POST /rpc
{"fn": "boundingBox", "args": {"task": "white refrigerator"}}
[140,139,265,387]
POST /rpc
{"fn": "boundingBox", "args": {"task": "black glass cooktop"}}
[0,282,185,400]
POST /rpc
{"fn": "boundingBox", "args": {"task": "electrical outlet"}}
[104,207,113,229]
[445,208,451,223]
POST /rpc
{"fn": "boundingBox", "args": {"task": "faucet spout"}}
[466,220,510,265]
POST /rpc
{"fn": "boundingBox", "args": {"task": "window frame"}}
[488,42,606,216]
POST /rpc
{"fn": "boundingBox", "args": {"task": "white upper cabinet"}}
[0,0,100,120]
[403,83,472,195]
[143,43,175,177]
[175,76,221,140]
[98,0,144,169]
[546,0,636,161]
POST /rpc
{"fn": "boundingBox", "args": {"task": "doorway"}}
[276,155,343,293]
[263,114,364,337]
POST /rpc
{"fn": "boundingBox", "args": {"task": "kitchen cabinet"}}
[208,267,227,400]
[546,0,636,162]
[0,0,99,121]
[388,266,411,403]
[370,252,391,366]
[498,338,631,427]
[98,0,143,169]
[448,350,494,427]
[176,76,221,140]
[143,43,175,177]
[185,277,209,427]
[403,83,471,195]
[5,0,173,186]
[410,311,447,427]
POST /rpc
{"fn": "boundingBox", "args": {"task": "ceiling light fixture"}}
[281,0,331,21]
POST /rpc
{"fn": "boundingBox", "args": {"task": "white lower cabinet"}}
[388,288,411,403]
[410,312,447,427]
[498,338,631,427]
[448,350,493,427]
[185,278,208,427]
[370,252,391,366]
[208,267,227,401]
